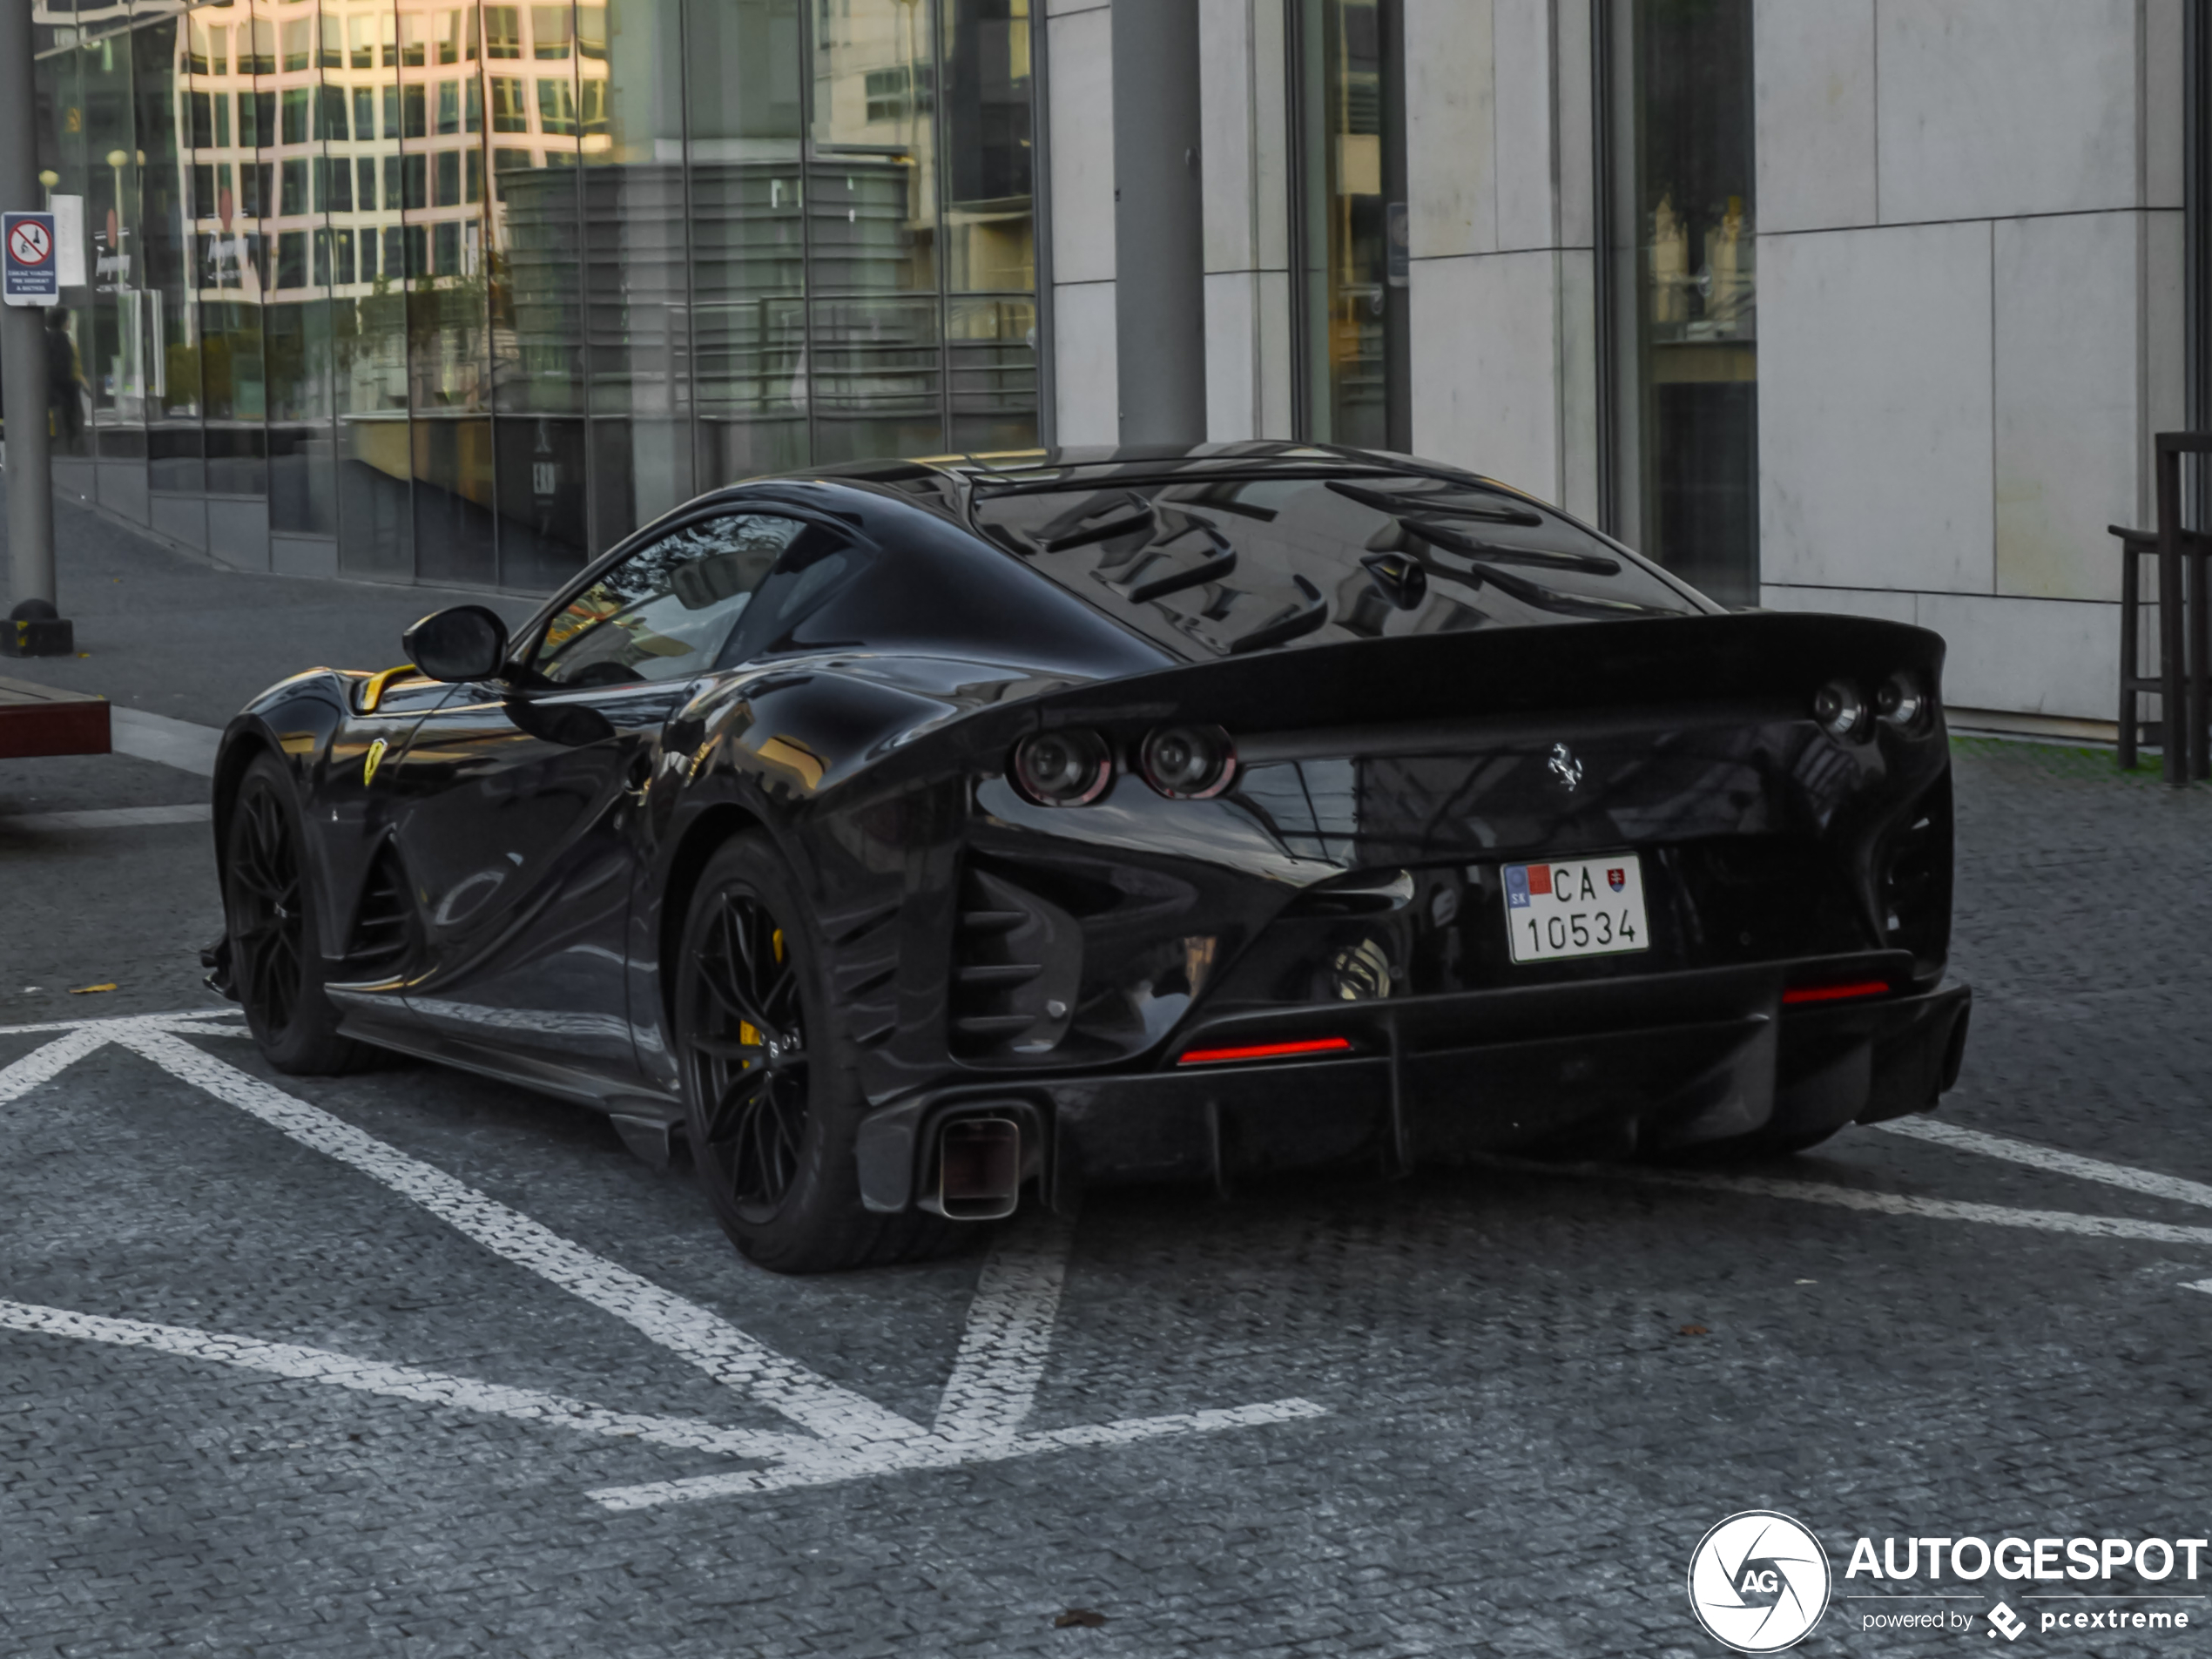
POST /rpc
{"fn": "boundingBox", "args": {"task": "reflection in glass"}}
[583,0,689,555]
[941,0,1035,451]
[583,0,685,559]
[1293,0,1406,449]
[267,0,337,541]
[35,0,1039,593]
[1624,0,1757,605]
[488,0,586,586]
[401,0,496,584]
[82,24,146,516]
[810,0,940,462]
[531,512,803,685]
[36,45,97,471]
[686,0,806,489]
[335,0,415,578]
[139,20,202,498]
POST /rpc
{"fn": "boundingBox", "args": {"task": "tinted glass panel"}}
[1623,0,1757,605]
[529,512,806,685]
[1293,0,1406,448]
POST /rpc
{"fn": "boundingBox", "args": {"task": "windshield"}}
[967,469,1711,660]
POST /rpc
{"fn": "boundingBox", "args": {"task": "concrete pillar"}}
[1111,0,1207,447]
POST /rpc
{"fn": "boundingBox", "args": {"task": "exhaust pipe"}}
[938,1116,1022,1221]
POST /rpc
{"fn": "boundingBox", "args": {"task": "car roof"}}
[790,442,1538,500]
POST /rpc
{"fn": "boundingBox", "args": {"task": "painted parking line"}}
[1878,1116,2212,1212]
[0,1298,813,1463]
[14,1008,2210,1511]
[1629,1166,2212,1247]
[112,1022,936,1453]
[587,1399,1331,1512]
[0,1010,1327,1508]
[0,804,212,832]
[109,707,223,776]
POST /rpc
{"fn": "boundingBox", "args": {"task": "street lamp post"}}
[0,0,68,653]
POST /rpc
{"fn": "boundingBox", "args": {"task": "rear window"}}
[968,469,1710,659]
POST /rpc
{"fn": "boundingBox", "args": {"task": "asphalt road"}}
[6,505,2212,1657]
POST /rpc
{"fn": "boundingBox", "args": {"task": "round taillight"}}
[1811,680,1866,740]
[1009,728,1113,806]
[1877,672,1925,730]
[1139,724,1237,799]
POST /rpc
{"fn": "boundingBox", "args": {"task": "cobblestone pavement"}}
[4,732,2212,1659]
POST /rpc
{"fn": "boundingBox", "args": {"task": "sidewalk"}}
[0,474,540,730]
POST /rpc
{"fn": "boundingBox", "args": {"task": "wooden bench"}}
[0,674,111,759]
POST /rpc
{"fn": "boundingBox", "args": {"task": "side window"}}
[529,514,806,689]
[716,530,864,667]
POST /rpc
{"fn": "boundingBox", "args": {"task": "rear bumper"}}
[855,955,1972,1213]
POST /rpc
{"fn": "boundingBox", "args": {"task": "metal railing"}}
[2115,433,2212,785]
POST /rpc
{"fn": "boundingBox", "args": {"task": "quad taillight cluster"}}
[1811,673,1929,742]
[1008,724,1238,807]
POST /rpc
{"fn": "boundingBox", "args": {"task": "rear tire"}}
[224,752,372,1076]
[674,834,949,1274]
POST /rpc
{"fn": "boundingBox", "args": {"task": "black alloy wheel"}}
[228,777,305,1040]
[224,753,368,1075]
[687,886,810,1220]
[674,834,951,1273]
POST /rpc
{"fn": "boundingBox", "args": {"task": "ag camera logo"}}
[1688,1511,1833,1652]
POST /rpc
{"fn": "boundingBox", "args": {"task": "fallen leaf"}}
[69,982,118,995]
[1677,1324,1710,1337]
[1054,1609,1108,1629]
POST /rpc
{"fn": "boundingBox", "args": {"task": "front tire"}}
[224,752,370,1075]
[674,834,948,1274]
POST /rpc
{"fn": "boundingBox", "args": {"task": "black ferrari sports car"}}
[208,443,1970,1271]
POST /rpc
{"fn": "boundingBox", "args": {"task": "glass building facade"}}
[1290,0,1408,454]
[30,0,1037,590]
[1610,0,1757,608]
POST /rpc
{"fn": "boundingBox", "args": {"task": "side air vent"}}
[343,846,415,978]
[950,867,1082,1059]
[1879,778,1952,969]
[822,897,902,1049]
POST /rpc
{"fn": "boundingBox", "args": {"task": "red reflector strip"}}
[1782,980,1892,1006]
[1177,1036,1354,1066]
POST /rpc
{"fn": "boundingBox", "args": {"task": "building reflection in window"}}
[1291,0,1406,450]
[1619,0,1757,606]
[32,0,1038,592]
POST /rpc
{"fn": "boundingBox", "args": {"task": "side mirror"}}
[402,605,509,683]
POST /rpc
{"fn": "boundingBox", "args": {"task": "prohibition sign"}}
[9,219,52,267]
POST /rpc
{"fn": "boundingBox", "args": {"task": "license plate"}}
[1502,855,1649,963]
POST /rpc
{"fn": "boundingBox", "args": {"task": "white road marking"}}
[0,1009,242,1036]
[109,707,224,777]
[1878,1116,2212,1213]
[78,1004,2211,1503]
[0,804,212,832]
[1629,1167,2212,1247]
[0,1298,813,1463]
[587,1399,1332,1512]
[86,1013,1318,1504]
[109,1024,927,1450]
[0,1026,112,1103]
[931,1205,1076,1447]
